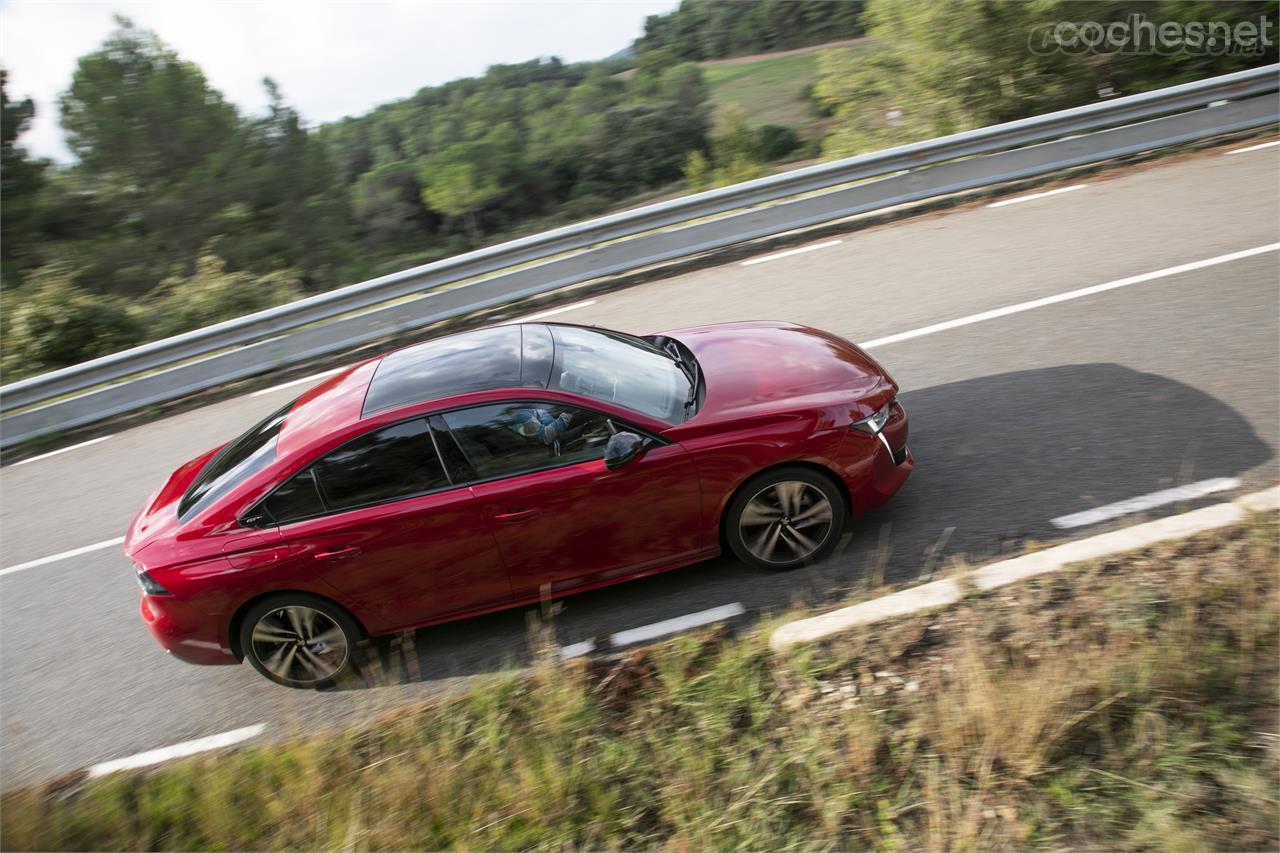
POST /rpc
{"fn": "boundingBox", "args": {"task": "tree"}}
[420,144,506,242]
[56,18,241,294]
[351,162,432,248]
[207,78,352,289]
[814,0,1277,159]
[635,0,867,61]
[60,16,237,187]
[1,69,48,284]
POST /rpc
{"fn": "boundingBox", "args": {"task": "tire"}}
[238,593,364,689]
[725,466,847,571]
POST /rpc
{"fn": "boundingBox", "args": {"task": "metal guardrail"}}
[2,65,1277,449]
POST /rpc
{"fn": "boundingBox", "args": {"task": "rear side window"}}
[260,470,324,524]
[261,417,450,524]
[180,398,297,521]
[315,418,448,510]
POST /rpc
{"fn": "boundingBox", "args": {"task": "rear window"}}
[178,399,296,521]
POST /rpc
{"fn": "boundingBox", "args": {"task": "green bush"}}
[752,124,800,161]
[1,263,142,377]
[148,252,303,337]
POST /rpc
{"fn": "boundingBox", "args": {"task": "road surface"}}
[2,142,1277,789]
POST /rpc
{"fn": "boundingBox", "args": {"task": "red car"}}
[125,321,912,688]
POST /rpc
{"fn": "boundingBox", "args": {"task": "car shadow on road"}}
[340,362,1272,690]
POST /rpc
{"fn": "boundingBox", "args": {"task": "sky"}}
[1,0,677,162]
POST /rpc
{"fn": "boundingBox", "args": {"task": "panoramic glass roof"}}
[361,325,552,416]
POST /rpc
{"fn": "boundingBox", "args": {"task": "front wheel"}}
[239,594,364,689]
[725,467,846,570]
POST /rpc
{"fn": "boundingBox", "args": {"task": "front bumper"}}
[842,399,913,515]
[139,594,238,665]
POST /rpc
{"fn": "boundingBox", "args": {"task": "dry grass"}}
[4,512,1276,851]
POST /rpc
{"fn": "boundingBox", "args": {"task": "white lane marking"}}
[1051,477,1241,529]
[87,724,266,778]
[771,485,1280,651]
[560,640,596,659]
[248,367,344,398]
[987,184,1087,208]
[612,602,746,645]
[861,243,1280,349]
[561,602,746,658]
[501,299,598,325]
[741,239,842,266]
[11,435,113,467]
[0,537,126,578]
[1225,139,1280,155]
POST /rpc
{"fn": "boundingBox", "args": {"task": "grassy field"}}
[702,41,869,137]
[4,512,1276,851]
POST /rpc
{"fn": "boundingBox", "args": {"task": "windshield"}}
[177,398,297,521]
[548,326,692,424]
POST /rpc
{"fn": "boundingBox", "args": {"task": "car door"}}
[257,416,511,630]
[440,400,704,598]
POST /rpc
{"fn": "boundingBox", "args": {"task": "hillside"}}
[701,39,869,136]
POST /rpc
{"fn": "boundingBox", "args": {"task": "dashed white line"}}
[771,486,1280,651]
[1225,139,1280,155]
[502,299,598,324]
[860,242,1280,350]
[249,367,344,398]
[613,602,746,645]
[562,602,746,658]
[11,435,113,467]
[987,184,1088,208]
[560,640,597,659]
[87,724,266,778]
[741,239,842,266]
[1051,477,1241,529]
[0,537,126,578]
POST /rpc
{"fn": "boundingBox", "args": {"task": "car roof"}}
[275,323,555,459]
[362,323,554,416]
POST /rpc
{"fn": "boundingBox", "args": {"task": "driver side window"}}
[442,402,614,481]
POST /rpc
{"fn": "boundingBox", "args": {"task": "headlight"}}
[135,565,172,596]
[850,399,894,435]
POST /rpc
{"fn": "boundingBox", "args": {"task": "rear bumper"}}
[139,595,238,665]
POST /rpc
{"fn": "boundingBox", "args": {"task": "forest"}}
[1,0,1274,378]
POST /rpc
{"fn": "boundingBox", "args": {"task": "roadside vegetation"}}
[2,0,1274,379]
[4,511,1275,851]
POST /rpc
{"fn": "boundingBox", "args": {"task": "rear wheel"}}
[726,467,846,570]
[239,594,363,689]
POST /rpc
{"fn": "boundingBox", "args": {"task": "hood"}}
[660,321,896,424]
[123,445,221,559]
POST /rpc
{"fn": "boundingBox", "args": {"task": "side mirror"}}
[604,431,648,470]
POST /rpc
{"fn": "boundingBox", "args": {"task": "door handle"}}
[315,546,361,561]
[493,508,541,523]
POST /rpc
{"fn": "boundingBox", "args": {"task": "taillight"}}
[135,566,172,596]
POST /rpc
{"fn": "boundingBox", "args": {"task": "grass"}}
[703,51,821,136]
[3,512,1277,851]
[698,39,873,137]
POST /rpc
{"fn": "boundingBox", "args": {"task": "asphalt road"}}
[2,143,1277,790]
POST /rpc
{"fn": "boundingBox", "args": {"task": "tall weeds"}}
[4,515,1276,851]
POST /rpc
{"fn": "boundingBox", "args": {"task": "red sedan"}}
[125,321,912,688]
